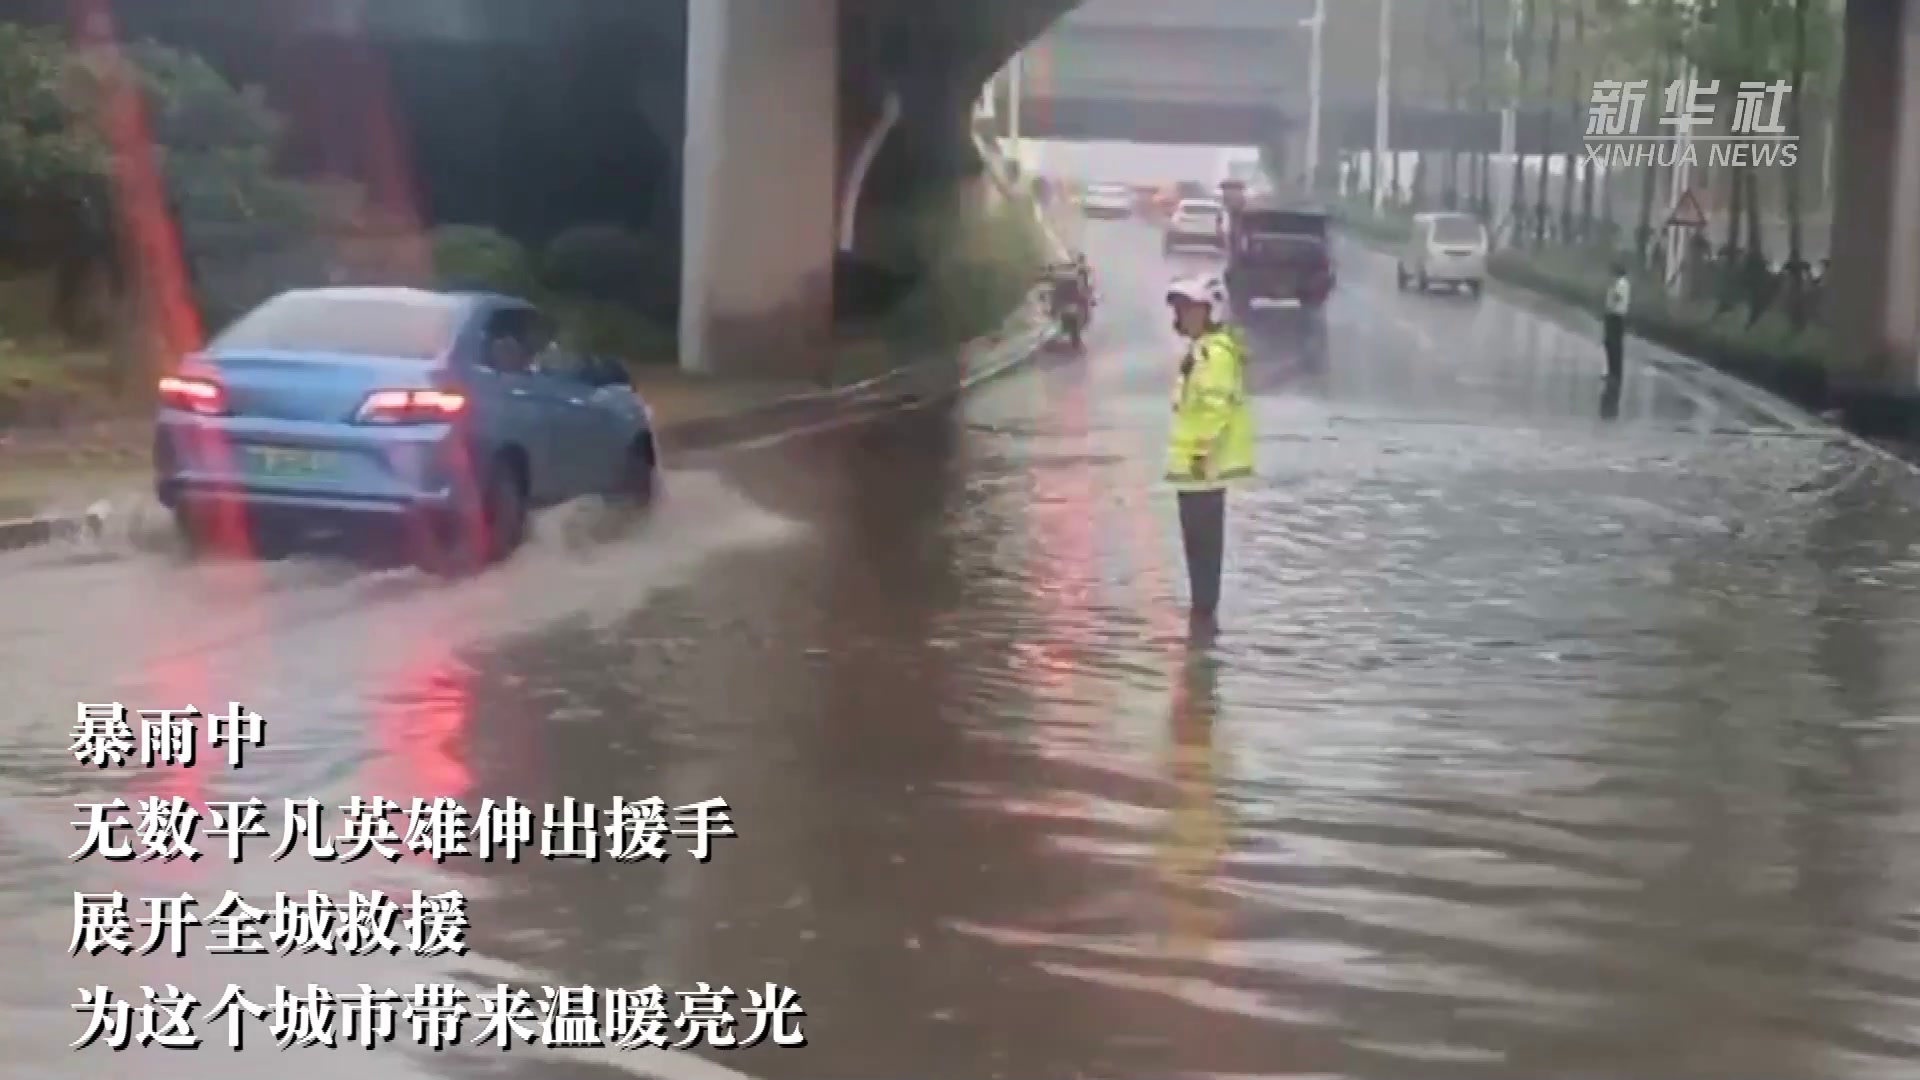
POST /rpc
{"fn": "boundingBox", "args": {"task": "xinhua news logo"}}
[1584,78,1800,169]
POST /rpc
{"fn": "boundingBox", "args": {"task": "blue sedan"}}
[154,287,659,572]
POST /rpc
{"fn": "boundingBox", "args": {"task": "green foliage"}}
[0,25,364,347]
[429,225,533,294]
[547,298,675,367]
[540,223,672,316]
[868,193,1047,354]
[423,225,674,367]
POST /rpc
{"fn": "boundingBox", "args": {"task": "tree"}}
[0,26,356,345]
[1508,0,1535,242]
[1532,0,1561,248]
[0,24,117,337]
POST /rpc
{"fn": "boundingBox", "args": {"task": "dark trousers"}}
[1603,313,1626,381]
[1177,489,1227,616]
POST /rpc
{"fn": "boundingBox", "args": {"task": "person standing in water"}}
[1604,261,1631,382]
[1164,276,1253,623]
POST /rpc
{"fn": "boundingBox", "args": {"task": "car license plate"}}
[243,446,339,478]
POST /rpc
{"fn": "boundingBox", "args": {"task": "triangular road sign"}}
[1665,189,1708,229]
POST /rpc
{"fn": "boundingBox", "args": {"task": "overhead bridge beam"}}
[994,96,1287,145]
[1001,94,1581,157]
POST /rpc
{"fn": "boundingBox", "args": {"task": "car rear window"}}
[212,293,460,360]
[1430,216,1483,244]
[1241,211,1328,239]
[1244,235,1326,260]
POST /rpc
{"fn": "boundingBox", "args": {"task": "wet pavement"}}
[4,219,1920,1079]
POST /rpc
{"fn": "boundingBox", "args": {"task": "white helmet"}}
[1166,275,1229,323]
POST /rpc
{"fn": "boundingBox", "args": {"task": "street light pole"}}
[1303,0,1325,193]
[1373,0,1393,212]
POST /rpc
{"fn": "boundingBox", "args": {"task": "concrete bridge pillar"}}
[1829,0,1920,388]
[680,0,839,377]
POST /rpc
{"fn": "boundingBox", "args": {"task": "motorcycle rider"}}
[1047,260,1091,346]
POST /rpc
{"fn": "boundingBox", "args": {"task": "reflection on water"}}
[1600,376,1623,421]
[1161,641,1225,961]
[5,220,1920,1080]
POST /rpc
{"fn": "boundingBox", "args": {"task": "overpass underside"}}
[20,0,1079,377]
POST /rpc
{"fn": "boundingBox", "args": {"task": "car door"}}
[532,345,630,494]
[473,305,568,505]
[511,308,608,501]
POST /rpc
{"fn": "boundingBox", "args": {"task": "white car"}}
[1080,182,1135,219]
[1397,212,1489,295]
[1163,199,1226,254]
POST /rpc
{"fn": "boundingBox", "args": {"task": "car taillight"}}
[355,389,467,425]
[158,374,227,416]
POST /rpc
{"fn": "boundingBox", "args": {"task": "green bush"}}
[429,225,533,294]
[548,298,675,367]
[0,25,368,361]
[540,224,672,315]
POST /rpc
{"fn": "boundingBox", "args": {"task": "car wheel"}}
[1417,270,1430,293]
[173,508,213,561]
[618,436,658,505]
[424,455,526,577]
[1467,280,1484,298]
[174,505,256,561]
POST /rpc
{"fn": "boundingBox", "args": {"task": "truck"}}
[1222,200,1335,317]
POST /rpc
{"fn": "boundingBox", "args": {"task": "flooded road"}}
[5,219,1920,1079]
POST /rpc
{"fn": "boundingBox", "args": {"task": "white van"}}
[1397,212,1489,296]
[1163,199,1226,254]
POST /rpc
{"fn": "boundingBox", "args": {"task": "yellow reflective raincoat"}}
[1164,327,1254,490]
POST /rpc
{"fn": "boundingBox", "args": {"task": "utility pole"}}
[1303,0,1326,193]
[1374,0,1394,211]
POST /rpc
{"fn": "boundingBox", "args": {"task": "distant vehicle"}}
[154,287,658,573]
[1044,262,1091,350]
[1223,201,1335,316]
[1080,182,1135,219]
[1163,199,1227,255]
[1398,212,1489,296]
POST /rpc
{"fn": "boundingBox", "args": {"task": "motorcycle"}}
[1045,262,1092,351]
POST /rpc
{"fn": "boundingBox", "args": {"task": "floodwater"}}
[2,221,1918,1080]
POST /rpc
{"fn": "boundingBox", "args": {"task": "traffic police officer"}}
[1164,276,1253,622]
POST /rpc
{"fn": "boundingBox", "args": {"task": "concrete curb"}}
[0,515,60,553]
[663,303,1053,455]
